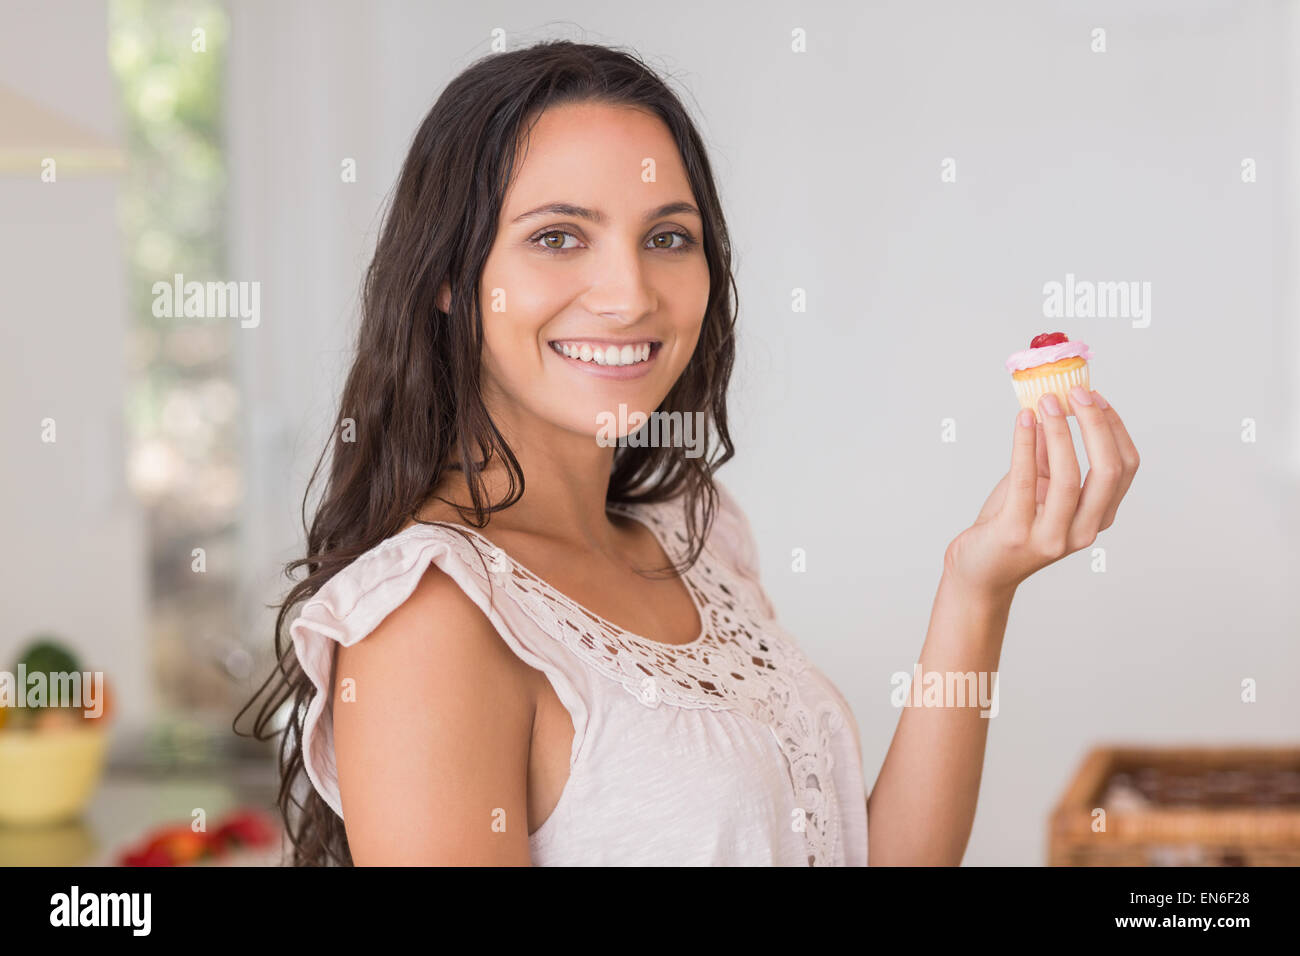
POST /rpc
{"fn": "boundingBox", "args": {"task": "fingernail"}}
[1069,385,1093,407]
[1040,393,1062,416]
[1092,390,1109,409]
[1018,408,1035,428]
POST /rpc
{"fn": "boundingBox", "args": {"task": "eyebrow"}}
[510,200,701,226]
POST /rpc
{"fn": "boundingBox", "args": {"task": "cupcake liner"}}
[1011,362,1090,416]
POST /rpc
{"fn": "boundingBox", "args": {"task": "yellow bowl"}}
[0,725,108,826]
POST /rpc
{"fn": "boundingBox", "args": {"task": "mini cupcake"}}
[1006,332,1093,416]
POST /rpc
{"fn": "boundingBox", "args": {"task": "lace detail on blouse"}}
[412,495,846,867]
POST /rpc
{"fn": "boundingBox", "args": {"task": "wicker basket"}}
[1048,745,1300,866]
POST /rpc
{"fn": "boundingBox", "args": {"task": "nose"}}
[578,241,658,325]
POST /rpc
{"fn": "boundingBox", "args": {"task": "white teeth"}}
[552,341,655,367]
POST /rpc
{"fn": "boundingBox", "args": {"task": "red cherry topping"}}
[1030,331,1069,349]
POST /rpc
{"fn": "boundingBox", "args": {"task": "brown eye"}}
[648,230,695,251]
[539,231,571,250]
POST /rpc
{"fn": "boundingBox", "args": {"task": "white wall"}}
[223,0,1300,864]
[226,0,387,664]
[0,0,150,735]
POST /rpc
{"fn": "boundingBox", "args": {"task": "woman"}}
[242,40,1139,866]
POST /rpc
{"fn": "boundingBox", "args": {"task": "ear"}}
[436,281,451,313]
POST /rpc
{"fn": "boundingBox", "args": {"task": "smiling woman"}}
[235,39,859,866]
[237,36,1141,869]
[236,39,870,866]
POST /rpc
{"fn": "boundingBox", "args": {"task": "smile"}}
[548,340,659,367]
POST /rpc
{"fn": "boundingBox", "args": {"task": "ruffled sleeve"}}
[288,526,590,821]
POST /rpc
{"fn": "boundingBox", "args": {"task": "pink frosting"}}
[1005,340,1093,373]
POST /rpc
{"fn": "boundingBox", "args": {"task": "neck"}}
[437,394,627,554]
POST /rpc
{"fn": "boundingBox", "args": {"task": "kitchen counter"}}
[0,760,284,867]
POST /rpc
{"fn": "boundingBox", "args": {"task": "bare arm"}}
[866,574,1011,865]
[332,565,535,865]
[867,390,1139,865]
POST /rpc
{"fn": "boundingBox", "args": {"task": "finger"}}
[1034,422,1051,505]
[1091,391,1140,529]
[1004,407,1039,528]
[1065,385,1124,549]
[1035,392,1081,550]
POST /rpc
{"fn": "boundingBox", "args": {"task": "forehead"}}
[504,102,690,213]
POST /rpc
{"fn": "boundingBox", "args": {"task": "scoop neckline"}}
[397,499,711,651]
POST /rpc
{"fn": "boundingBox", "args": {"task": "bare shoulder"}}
[332,560,536,865]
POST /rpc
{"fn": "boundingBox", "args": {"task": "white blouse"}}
[290,480,869,865]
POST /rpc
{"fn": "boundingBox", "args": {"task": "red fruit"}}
[1030,331,1069,349]
[212,810,276,852]
[160,830,210,864]
[141,825,190,853]
[131,824,208,865]
[121,846,173,867]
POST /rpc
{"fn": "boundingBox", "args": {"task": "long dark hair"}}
[235,39,739,866]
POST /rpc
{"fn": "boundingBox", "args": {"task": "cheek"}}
[482,256,574,346]
[479,262,553,373]
[671,267,711,357]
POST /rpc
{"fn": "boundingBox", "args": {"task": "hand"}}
[943,386,1140,601]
